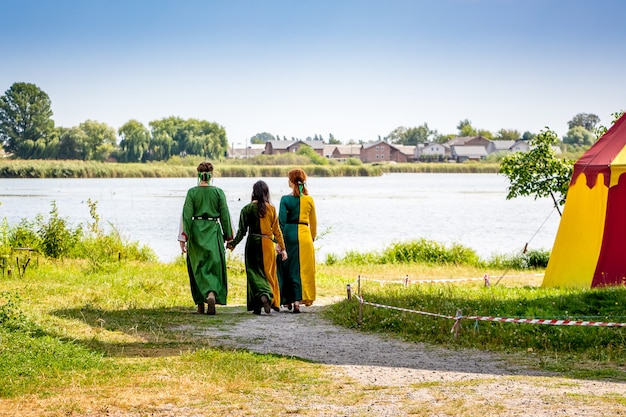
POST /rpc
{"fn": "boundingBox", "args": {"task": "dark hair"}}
[197,161,214,182]
[251,180,270,218]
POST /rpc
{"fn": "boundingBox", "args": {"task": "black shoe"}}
[261,295,271,314]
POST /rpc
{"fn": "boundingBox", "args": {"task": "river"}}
[0,173,561,263]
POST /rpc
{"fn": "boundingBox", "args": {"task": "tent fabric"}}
[542,114,626,288]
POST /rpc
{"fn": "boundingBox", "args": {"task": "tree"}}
[149,116,185,160]
[0,82,56,159]
[387,123,437,145]
[477,129,493,139]
[58,126,88,159]
[328,133,341,144]
[147,117,227,160]
[562,125,595,146]
[567,113,600,132]
[118,120,150,162]
[494,129,521,141]
[250,132,275,144]
[500,128,573,216]
[457,119,476,137]
[594,110,625,138]
[79,120,117,161]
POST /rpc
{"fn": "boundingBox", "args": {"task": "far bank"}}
[0,159,499,178]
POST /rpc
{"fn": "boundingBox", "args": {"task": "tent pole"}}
[550,191,562,217]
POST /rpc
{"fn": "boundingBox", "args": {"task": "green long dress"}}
[182,185,233,306]
[230,202,285,312]
[277,194,317,306]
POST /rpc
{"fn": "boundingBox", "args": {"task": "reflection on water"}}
[0,173,560,263]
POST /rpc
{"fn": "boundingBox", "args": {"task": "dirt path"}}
[197,299,626,417]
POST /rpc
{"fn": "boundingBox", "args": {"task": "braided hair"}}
[288,168,308,196]
[197,161,213,182]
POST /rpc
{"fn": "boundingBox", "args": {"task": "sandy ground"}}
[197,298,626,417]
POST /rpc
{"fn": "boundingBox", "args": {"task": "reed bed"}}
[0,159,498,178]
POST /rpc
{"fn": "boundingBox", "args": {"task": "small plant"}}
[487,249,550,269]
[37,202,82,258]
[0,291,28,331]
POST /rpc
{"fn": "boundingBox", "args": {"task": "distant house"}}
[264,140,325,156]
[420,142,451,160]
[228,144,265,158]
[451,145,488,162]
[511,140,530,153]
[393,145,417,162]
[325,144,362,159]
[492,140,516,153]
[446,136,495,154]
[360,141,390,163]
[264,140,293,155]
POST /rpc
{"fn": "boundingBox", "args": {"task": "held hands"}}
[275,244,288,261]
[226,242,235,251]
[179,240,187,253]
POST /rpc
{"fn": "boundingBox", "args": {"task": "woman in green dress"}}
[228,181,287,314]
[179,161,233,315]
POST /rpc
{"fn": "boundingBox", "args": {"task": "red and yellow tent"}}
[543,114,626,288]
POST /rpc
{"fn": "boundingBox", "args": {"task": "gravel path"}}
[196,299,626,417]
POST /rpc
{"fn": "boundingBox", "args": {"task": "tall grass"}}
[380,162,500,173]
[327,238,550,270]
[0,158,498,178]
[0,200,155,266]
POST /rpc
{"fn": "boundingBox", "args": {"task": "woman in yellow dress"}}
[228,181,287,314]
[277,168,317,313]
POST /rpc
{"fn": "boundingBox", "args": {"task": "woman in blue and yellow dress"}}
[228,181,287,314]
[179,161,233,315]
[277,168,317,313]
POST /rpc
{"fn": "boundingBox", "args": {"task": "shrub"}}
[37,202,82,258]
[1,200,155,266]
[487,249,550,269]
[331,239,482,267]
[381,239,482,266]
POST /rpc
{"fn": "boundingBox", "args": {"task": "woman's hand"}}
[179,240,187,253]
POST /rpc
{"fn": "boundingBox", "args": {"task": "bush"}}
[487,249,550,269]
[380,239,482,266]
[331,239,483,266]
[37,202,82,258]
[0,200,155,266]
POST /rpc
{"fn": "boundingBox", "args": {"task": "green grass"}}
[2,242,626,415]
[322,279,626,379]
[0,257,334,413]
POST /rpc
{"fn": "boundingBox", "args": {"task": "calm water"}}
[0,173,561,263]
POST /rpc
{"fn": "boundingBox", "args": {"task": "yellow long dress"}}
[277,194,317,306]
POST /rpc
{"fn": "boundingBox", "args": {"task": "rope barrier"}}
[356,273,542,286]
[349,275,626,333]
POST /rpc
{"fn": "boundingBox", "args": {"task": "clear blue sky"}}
[2,0,625,144]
